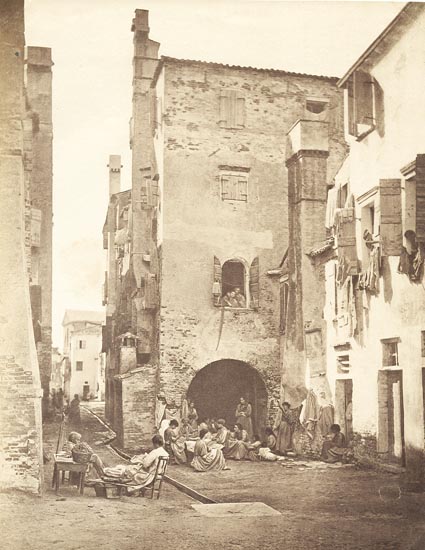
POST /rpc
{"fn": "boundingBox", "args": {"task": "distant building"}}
[102,9,346,448]
[62,310,105,402]
[286,3,425,486]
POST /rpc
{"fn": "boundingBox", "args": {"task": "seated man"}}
[102,435,169,488]
[321,424,346,463]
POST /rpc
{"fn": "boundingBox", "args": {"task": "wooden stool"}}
[53,456,89,495]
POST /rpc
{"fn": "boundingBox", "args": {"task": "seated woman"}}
[210,418,229,449]
[103,434,169,488]
[60,431,105,477]
[321,424,346,463]
[246,434,262,461]
[191,429,227,472]
[258,428,279,461]
[164,419,187,464]
[224,423,249,460]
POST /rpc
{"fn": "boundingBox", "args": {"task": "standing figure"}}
[164,420,187,464]
[274,401,297,455]
[68,394,81,427]
[235,397,253,441]
[188,401,198,431]
[317,391,334,437]
[56,388,64,416]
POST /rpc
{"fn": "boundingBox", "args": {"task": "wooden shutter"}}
[415,155,425,243]
[249,257,260,309]
[336,208,359,275]
[235,94,245,128]
[354,70,374,127]
[213,256,222,306]
[346,76,356,136]
[219,90,245,129]
[219,91,230,127]
[379,179,402,256]
[221,175,230,199]
[237,175,248,201]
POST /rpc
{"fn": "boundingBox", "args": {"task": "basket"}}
[72,449,92,464]
[94,483,124,499]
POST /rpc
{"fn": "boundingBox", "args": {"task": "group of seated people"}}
[163,417,284,469]
[222,287,246,308]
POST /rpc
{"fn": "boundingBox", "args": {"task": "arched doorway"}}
[187,360,268,437]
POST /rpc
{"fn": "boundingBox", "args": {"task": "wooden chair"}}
[141,455,169,499]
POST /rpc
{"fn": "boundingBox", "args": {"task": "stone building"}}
[24,46,54,419]
[299,2,425,485]
[102,9,345,448]
[0,0,51,493]
[62,310,105,402]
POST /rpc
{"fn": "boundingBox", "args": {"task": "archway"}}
[187,360,268,437]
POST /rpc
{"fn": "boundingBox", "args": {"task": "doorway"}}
[335,378,353,442]
[187,359,268,437]
[378,370,405,464]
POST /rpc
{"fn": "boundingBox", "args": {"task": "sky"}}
[24,0,405,348]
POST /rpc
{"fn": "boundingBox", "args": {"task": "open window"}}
[382,338,400,368]
[347,70,384,140]
[212,256,259,309]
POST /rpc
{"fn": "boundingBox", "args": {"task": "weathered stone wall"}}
[157,60,345,427]
[0,0,44,493]
[26,47,53,416]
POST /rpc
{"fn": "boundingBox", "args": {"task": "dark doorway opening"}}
[187,359,268,437]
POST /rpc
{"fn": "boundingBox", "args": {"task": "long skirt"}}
[276,420,293,453]
[224,440,248,460]
[171,439,187,464]
[191,448,226,472]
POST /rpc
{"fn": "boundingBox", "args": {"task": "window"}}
[212,256,259,309]
[306,99,327,115]
[382,338,400,367]
[79,340,86,349]
[220,170,248,202]
[347,70,384,140]
[421,331,425,358]
[337,354,350,374]
[76,361,83,371]
[218,90,245,129]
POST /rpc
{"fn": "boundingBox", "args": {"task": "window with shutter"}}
[249,257,260,309]
[354,70,374,128]
[218,90,245,129]
[379,179,402,256]
[220,173,248,202]
[336,208,359,280]
[347,71,381,139]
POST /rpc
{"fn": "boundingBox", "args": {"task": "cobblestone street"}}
[2,406,425,550]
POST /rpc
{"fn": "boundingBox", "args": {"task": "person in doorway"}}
[234,287,246,308]
[274,401,296,455]
[224,423,249,460]
[187,401,198,431]
[321,424,346,462]
[56,388,65,416]
[164,419,187,464]
[103,435,169,488]
[235,397,253,441]
[67,394,81,426]
[191,429,227,472]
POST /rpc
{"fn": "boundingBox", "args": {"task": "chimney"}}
[108,155,122,197]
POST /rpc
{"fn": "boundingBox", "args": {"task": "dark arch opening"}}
[187,359,268,438]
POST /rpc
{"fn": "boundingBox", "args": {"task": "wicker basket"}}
[72,449,92,464]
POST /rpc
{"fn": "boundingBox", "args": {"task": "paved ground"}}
[1,404,425,550]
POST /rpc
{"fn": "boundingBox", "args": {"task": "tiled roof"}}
[62,310,105,326]
[160,56,339,82]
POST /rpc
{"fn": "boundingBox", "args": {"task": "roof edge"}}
[159,55,340,82]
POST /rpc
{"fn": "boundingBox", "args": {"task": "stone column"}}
[0,0,44,493]
[282,120,330,404]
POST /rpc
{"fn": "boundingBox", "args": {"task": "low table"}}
[52,455,89,495]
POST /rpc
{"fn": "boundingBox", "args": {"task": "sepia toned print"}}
[1,1,425,549]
